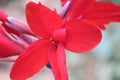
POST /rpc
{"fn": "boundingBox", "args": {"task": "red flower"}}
[0,11,37,58]
[61,0,120,29]
[10,2,102,80]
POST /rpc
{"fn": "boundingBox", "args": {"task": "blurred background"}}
[0,0,120,80]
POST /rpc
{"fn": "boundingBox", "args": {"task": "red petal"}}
[10,39,50,80]
[0,11,8,21]
[0,25,24,58]
[83,2,120,29]
[61,0,66,6]
[66,0,95,20]
[57,43,68,80]
[65,19,102,53]
[48,43,68,80]
[48,44,61,80]
[61,0,70,6]
[26,2,63,38]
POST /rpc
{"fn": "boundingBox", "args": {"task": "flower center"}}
[52,28,66,43]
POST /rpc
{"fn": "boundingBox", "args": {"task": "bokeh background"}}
[0,0,120,80]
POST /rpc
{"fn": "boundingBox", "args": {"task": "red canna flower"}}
[10,2,102,80]
[61,0,120,29]
[0,11,38,59]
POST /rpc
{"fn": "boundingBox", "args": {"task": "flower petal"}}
[26,2,63,38]
[83,2,120,29]
[0,25,24,58]
[10,39,50,80]
[57,43,68,80]
[61,0,70,6]
[0,11,8,21]
[65,19,102,53]
[48,43,68,80]
[66,0,95,20]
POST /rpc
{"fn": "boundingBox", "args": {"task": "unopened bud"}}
[6,17,33,34]
[20,34,39,44]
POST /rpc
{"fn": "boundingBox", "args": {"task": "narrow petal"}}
[83,2,120,29]
[57,43,68,80]
[65,19,102,53]
[10,39,50,80]
[48,43,68,80]
[66,0,95,20]
[26,2,63,38]
[48,44,61,80]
